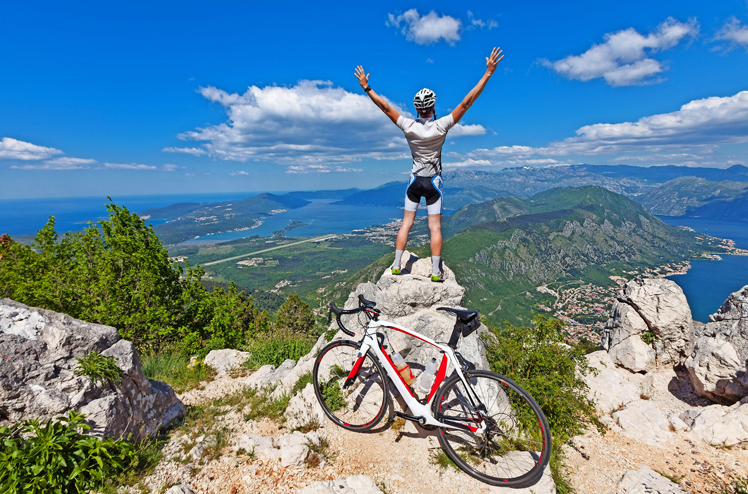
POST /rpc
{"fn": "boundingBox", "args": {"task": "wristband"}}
[364,85,372,93]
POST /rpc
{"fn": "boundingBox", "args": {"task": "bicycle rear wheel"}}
[313,340,389,432]
[433,370,551,487]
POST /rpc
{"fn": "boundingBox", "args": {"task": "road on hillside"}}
[201,235,338,266]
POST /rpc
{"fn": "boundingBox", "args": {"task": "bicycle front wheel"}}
[313,340,389,432]
[433,370,551,488]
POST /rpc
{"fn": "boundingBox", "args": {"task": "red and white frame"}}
[346,317,487,432]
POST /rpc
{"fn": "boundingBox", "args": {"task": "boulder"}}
[280,443,310,468]
[582,351,641,415]
[617,466,686,494]
[685,285,748,404]
[0,299,184,440]
[612,400,673,446]
[203,348,251,375]
[681,399,748,447]
[603,279,693,373]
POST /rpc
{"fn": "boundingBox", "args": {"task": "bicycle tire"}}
[313,339,389,432]
[433,370,551,487]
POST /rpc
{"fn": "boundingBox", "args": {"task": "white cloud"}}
[0,137,63,161]
[286,165,363,174]
[163,164,179,171]
[714,17,748,51]
[467,11,497,30]
[542,17,699,86]
[11,157,97,170]
[387,9,461,45]
[449,124,487,137]
[461,90,748,167]
[229,170,249,176]
[176,80,481,170]
[162,146,208,156]
[103,163,157,170]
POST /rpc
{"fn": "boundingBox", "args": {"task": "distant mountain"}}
[138,193,309,244]
[439,186,710,325]
[638,176,748,219]
[575,164,748,183]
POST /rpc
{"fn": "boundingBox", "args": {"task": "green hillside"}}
[442,186,711,325]
[638,176,748,219]
[141,193,310,244]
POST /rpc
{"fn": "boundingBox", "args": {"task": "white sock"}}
[394,250,404,269]
[432,256,441,275]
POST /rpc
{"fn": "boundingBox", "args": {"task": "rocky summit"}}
[0,298,184,439]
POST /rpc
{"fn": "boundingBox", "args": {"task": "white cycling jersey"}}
[396,114,456,177]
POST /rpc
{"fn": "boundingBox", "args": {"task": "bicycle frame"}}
[347,315,487,433]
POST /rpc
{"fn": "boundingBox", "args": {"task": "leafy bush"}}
[75,351,122,387]
[0,411,161,493]
[275,294,316,334]
[482,315,601,492]
[640,329,659,346]
[0,203,262,355]
[244,330,315,368]
[140,350,216,393]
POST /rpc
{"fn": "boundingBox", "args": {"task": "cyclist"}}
[355,47,504,281]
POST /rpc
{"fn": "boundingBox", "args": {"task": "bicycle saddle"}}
[437,307,479,323]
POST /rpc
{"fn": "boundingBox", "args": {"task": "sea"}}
[0,193,408,242]
[659,216,748,323]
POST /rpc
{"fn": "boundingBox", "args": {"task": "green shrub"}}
[275,294,315,335]
[140,350,216,393]
[244,331,314,368]
[482,315,602,491]
[75,351,122,386]
[0,411,161,493]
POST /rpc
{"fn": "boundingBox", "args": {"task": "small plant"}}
[640,329,659,346]
[307,437,333,461]
[0,411,162,493]
[430,450,459,471]
[390,417,406,431]
[319,377,346,412]
[75,351,122,386]
[244,330,314,368]
[141,350,216,393]
[292,372,314,396]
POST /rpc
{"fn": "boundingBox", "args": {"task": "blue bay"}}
[660,216,748,322]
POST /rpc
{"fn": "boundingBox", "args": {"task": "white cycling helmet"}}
[413,88,436,112]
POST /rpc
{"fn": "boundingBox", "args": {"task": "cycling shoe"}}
[430,272,444,282]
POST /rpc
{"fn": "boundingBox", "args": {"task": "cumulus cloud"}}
[387,9,461,45]
[541,17,699,86]
[163,164,179,171]
[286,165,363,174]
[714,17,748,51]
[103,163,157,170]
[176,80,482,170]
[0,137,63,161]
[229,170,249,176]
[460,90,748,167]
[162,146,208,156]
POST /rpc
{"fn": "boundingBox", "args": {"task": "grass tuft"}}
[141,350,216,393]
[75,351,122,386]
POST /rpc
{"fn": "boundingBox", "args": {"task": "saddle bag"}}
[455,315,480,338]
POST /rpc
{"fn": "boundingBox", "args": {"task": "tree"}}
[275,294,315,334]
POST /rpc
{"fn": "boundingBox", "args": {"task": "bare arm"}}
[451,47,504,124]
[355,66,401,125]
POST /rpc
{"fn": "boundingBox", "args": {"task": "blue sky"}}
[1,0,748,199]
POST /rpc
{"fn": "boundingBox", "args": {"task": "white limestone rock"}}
[682,401,748,447]
[0,299,183,440]
[583,351,642,415]
[284,382,327,431]
[685,285,748,404]
[203,348,251,375]
[280,443,310,468]
[617,466,686,494]
[612,400,674,446]
[164,486,195,494]
[603,279,693,373]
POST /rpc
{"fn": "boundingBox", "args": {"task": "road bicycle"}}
[312,294,552,488]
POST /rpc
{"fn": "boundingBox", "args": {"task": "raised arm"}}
[451,47,504,124]
[355,66,401,125]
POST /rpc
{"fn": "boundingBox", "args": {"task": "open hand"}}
[354,66,369,89]
[486,47,504,76]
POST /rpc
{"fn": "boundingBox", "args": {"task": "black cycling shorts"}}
[404,175,443,215]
